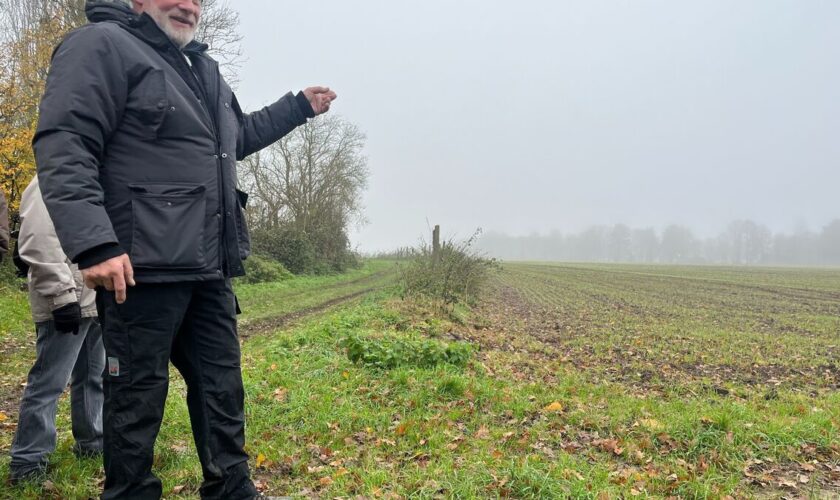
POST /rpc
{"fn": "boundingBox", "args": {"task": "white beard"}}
[144,4,198,49]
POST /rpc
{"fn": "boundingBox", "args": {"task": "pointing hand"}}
[303,86,337,115]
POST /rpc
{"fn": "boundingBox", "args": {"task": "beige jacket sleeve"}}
[18,178,78,309]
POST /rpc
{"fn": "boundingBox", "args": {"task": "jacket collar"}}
[85,1,136,24]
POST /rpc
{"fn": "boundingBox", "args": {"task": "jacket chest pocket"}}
[128,183,207,270]
[132,69,207,140]
[133,69,169,140]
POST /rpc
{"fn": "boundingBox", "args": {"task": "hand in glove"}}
[53,302,82,335]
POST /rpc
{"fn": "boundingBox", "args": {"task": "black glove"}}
[53,302,82,335]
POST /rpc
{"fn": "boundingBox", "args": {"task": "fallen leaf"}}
[639,418,664,431]
[319,476,333,487]
[0,412,7,422]
[475,426,490,439]
[256,453,267,468]
[172,485,186,494]
[543,401,564,413]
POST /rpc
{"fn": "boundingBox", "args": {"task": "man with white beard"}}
[34,1,335,498]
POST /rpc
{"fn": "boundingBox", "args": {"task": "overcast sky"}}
[233,0,840,251]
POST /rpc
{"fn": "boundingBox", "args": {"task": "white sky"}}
[232,0,840,251]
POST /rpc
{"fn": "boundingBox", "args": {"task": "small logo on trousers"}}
[108,357,120,377]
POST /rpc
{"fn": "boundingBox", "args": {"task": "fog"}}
[233,0,840,253]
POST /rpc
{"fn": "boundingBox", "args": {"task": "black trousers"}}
[96,279,257,500]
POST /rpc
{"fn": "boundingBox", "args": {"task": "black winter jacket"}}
[34,1,313,282]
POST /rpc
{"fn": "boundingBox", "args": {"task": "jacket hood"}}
[85,0,136,24]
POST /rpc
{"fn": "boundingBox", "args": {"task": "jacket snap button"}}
[224,102,230,108]
[221,153,228,159]
[169,106,176,112]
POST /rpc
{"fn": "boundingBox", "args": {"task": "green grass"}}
[0,262,838,498]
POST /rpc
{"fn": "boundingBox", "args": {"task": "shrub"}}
[341,333,472,370]
[250,226,362,275]
[399,229,498,306]
[237,254,294,284]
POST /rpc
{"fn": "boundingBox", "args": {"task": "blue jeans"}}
[9,317,105,474]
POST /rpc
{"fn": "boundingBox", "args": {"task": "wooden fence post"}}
[432,225,441,261]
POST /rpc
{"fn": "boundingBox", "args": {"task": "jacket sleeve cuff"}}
[51,289,78,309]
[295,91,316,119]
[75,243,125,269]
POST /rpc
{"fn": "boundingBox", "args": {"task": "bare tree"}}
[194,0,242,87]
[240,114,369,234]
[239,115,368,270]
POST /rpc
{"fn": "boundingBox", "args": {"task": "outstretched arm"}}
[235,86,337,160]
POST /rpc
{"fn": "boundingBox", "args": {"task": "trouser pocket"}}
[95,292,131,384]
[129,183,206,270]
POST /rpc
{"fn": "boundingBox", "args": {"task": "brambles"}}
[398,229,498,307]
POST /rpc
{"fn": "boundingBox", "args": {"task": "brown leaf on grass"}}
[170,443,189,454]
[492,449,504,459]
[172,485,186,494]
[595,438,623,456]
[273,387,288,402]
[475,426,490,439]
[319,476,334,487]
[778,478,797,489]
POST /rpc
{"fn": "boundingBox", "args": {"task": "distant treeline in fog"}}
[477,220,840,266]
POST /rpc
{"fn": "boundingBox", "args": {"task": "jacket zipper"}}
[167,44,228,276]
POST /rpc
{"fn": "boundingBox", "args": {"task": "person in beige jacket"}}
[8,177,105,485]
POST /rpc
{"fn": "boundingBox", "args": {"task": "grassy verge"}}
[0,263,838,498]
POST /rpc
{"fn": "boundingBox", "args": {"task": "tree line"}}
[478,220,840,266]
[0,0,368,275]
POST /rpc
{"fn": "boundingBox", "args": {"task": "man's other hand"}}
[303,86,337,115]
[82,254,135,304]
[53,302,82,335]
